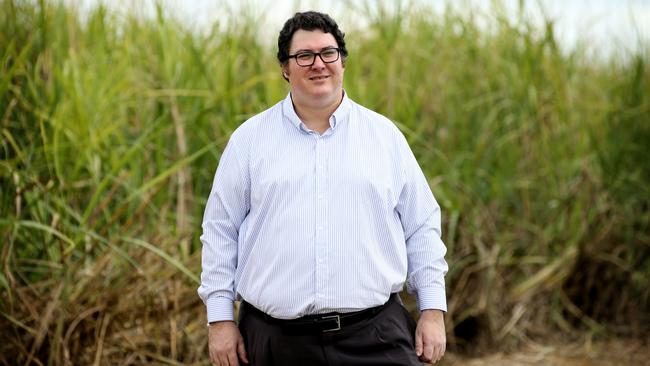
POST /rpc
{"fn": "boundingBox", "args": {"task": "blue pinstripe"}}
[198,92,448,322]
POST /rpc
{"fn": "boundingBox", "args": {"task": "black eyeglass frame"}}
[287,48,341,67]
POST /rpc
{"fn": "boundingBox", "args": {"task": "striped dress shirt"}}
[198,92,448,322]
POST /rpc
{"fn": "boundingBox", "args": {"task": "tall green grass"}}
[1,0,648,363]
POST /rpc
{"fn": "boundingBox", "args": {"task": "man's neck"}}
[292,92,343,134]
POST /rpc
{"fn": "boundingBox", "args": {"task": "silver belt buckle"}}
[322,315,341,332]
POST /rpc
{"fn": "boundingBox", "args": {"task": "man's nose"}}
[311,54,326,68]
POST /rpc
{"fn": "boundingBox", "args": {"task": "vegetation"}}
[1,0,648,364]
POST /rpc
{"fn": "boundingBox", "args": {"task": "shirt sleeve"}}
[395,134,449,312]
[197,129,251,322]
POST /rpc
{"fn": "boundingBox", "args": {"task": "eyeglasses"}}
[288,48,341,67]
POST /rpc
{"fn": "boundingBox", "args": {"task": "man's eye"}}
[297,53,314,60]
[322,49,337,57]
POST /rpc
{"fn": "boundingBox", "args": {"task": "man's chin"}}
[308,86,342,98]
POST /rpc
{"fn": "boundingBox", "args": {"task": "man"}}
[198,11,448,366]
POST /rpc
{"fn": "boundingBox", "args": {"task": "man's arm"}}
[198,130,251,365]
[394,133,449,363]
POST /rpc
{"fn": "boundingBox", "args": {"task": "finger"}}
[414,329,423,356]
[437,343,446,362]
[209,350,219,366]
[432,344,442,363]
[216,355,225,366]
[437,340,446,361]
[423,341,434,362]
[237,337,249,364]
[226,350,239,366]
[221,353,234,366]
[438,343,445,361]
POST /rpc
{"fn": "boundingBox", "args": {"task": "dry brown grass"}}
[440,337,650,366]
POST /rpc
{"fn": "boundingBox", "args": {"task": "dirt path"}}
[439,338,650,366]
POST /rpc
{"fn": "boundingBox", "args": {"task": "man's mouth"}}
[309,75,330,81]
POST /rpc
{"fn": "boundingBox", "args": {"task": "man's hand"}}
[415,309,446,364]
[208,321,248,366]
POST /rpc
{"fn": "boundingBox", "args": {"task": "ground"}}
[438,338,650,366]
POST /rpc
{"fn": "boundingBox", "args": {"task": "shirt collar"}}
[282,91,352,133]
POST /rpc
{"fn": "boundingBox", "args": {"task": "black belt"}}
[243,293,398,333]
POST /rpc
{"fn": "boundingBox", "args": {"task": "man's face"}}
[283,29,345,108]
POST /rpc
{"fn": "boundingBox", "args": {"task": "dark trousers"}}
[238,297,423,366]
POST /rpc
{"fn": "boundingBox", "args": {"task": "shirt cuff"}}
[206,296,235,323]
[417,286,447,313]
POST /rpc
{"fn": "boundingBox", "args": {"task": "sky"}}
[66,0,650,58]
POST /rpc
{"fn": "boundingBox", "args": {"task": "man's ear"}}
[282,66,290,81]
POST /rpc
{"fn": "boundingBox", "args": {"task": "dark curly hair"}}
[277,11,348,66]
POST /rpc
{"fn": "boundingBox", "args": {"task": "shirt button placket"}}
[314,136,328,308]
